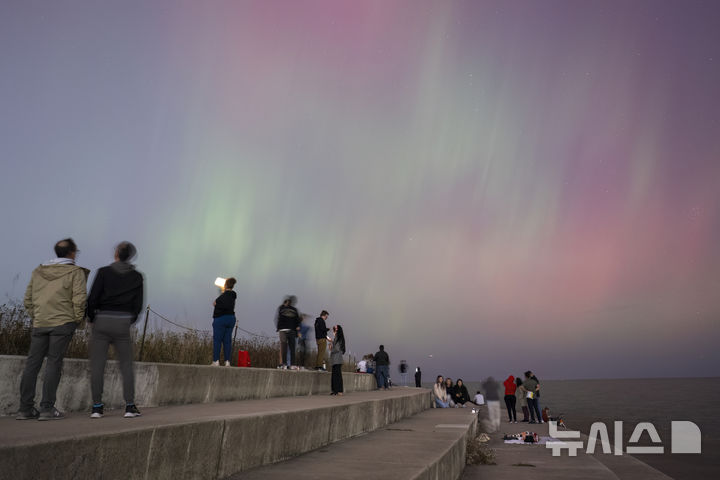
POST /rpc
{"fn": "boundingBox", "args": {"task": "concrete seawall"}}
[0,390,431,479]
[0,355,376,415]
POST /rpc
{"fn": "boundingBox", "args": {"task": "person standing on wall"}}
[314,310,330,371]
[329,324,346,395]
[275,295,301,369]
[211,277,237,367]
[87,241,144,419]
[18,238,89,421]
[373,345,390,390]
[415,367,422,388]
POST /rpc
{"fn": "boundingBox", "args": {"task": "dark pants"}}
[315,338,327,368]
[415,376,421,388]
[278,330,296,366]
[90,313,135,405]
[331,364,344,393]
[212,314,235,362]
[521,405,530,421]
[376,365,389,389]
[20,321,77,412]
[528,398,542,422]
[504,394,517,421]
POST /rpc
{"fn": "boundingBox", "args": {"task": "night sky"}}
[1,0,719,380]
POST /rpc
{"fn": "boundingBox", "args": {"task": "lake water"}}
[424,377,719,479]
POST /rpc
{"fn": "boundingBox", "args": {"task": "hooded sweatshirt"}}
[87,261,144,322]
[504,376,517,395]
[24,260,90,328]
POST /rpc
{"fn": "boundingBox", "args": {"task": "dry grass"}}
[1,302,355,370]
[466,433,497,465]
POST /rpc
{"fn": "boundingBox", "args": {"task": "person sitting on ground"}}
[453,379,471,407]
[444,377,457,407]
[433,375,450,408]
[473,390,485,405]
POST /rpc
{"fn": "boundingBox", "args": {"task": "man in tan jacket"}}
[17,238,89,421]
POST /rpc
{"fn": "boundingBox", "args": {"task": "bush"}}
[1,302,356,370]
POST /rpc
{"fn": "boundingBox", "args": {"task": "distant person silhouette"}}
[18,238,89,421]
[399,360,408,386]
[415,367,422,388]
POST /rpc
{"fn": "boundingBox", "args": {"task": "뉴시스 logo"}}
[546,421,701,456]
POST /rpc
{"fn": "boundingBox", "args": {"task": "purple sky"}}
[1,0,719,380]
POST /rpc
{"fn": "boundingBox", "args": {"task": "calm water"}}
[425,377,720,479]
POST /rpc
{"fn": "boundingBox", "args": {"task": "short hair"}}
[54,238,77,258]
[321,310,329,317]
[225,277,237,289]
[379,345,384,350]
[524,370,532,378]
[116,241,137,262]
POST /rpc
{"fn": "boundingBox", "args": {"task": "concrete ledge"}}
[0,355,377,415]
[234,407,478,480]
[0,389,431,479]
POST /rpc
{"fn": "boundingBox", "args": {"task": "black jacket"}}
[374,350,389,366]
[88,261,143,322]
[314,316,329,340]
[213,290,236,318]
[454,384,470,404]
[276,304,300,331]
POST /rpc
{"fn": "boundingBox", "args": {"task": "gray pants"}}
[20,321,77,412]
[90,313,135,405]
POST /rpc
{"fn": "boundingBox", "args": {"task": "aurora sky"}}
[1,0,719,380]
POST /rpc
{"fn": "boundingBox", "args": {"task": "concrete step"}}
[0,355,376,415]
[0,388,430,480]
[233,407,478,480]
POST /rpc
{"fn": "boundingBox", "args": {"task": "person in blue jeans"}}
[212,277,237,366]
[373,345,390,389]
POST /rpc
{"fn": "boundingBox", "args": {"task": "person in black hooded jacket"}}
[87,241,144,419]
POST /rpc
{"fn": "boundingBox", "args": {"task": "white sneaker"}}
[224,361,230,367]
[211,361,219,366]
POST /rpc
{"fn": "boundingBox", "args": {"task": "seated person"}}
[473,390,485,405]
[433,375,450,408]
[453,378,471,407]
[444,377,457,407]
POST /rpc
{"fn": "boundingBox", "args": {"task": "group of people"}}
[503,371,545,424]
[18,238,144,421]
[431,371,546,432]
[432,376,472,408]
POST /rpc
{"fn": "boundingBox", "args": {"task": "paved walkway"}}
[462,419,672,480]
